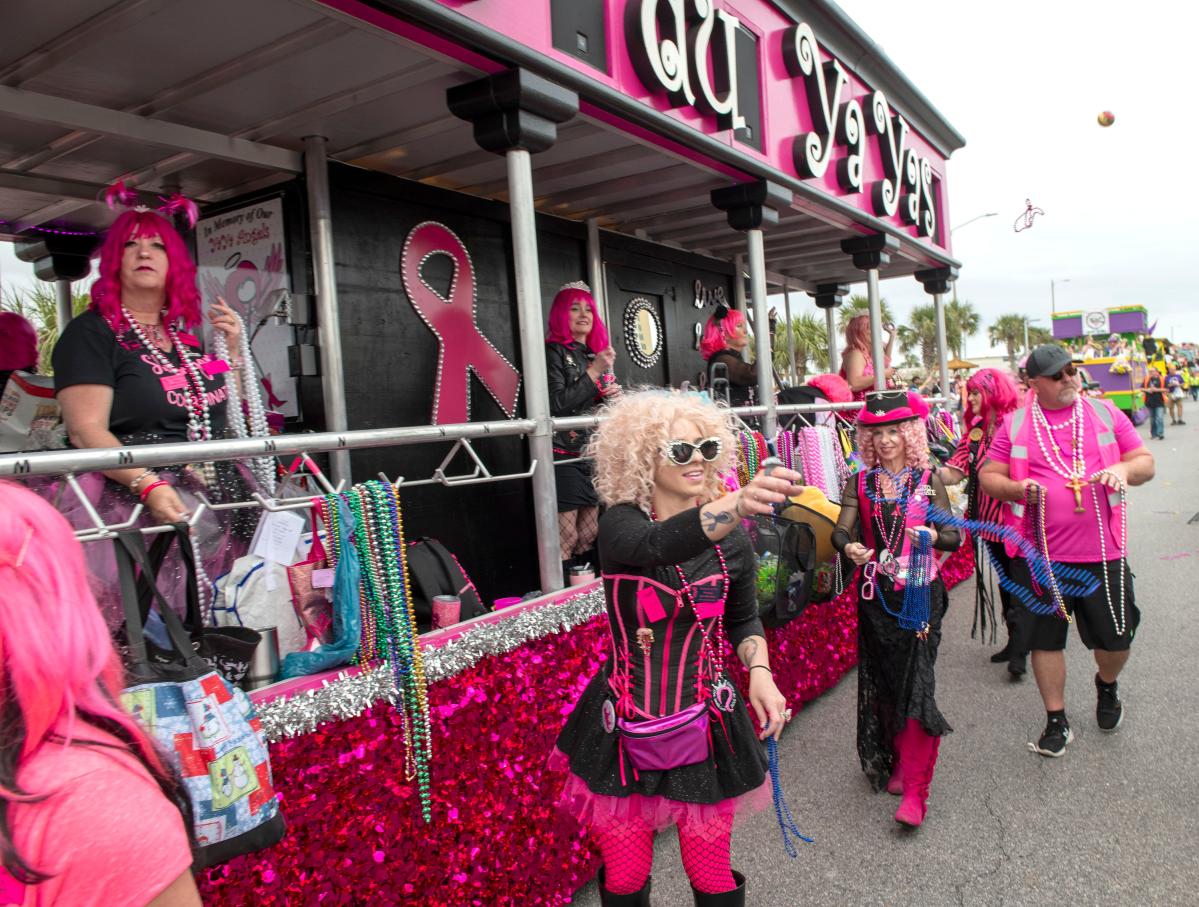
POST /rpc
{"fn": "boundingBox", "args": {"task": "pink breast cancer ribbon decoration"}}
[400,221,522,424]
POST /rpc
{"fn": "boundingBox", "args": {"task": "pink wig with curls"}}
[964,367,1019,428]
[699,308,747,360]
[0,312,39,372]
[0,481,185,882]
[89,209,202,331]
[855,418,931,470]
[545,285,610,353]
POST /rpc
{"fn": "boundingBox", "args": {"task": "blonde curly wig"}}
[587,388,738,510]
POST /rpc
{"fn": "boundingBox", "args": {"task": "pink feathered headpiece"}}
[806,373,852,404]
[103,180,200,228]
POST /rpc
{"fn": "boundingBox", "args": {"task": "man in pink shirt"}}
[980,345,1155,757]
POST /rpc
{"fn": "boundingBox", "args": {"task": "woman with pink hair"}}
[50,208,258,626]
[545,282,620,570]
[839,313,896,402]
[938,368,1028,677]
[700,306,757,407]
[831,390,960,828]
[0,481,199,905]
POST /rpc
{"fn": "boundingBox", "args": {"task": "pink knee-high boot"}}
[894,719,940,827]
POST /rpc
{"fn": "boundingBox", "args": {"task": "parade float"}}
[1053,305,1148,415]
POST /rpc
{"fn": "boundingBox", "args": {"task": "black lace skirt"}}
[856,577,952,792]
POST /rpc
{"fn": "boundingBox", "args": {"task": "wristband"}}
[749,665,773,675]
[139,480,170,502]
[128,469,154,491]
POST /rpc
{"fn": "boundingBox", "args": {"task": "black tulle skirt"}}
[551,672,770,830]
[855,577,952,792]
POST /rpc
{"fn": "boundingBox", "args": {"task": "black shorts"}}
[1008,558,1140,652]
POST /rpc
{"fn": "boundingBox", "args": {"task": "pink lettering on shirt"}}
[159,373,188,391]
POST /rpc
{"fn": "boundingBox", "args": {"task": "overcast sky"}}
[829,0,1198,355]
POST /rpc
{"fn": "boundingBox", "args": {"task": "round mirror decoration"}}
[622,297,663,368]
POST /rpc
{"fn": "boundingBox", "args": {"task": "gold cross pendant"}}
[1065,475,1087,513]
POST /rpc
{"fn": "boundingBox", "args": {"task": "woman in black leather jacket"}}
[546,282,621,571]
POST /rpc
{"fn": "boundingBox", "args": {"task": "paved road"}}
[573,417,1199,905]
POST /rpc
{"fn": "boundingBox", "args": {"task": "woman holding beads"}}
[831,390,960,827]
[51,207,258,626]
[545,282,620,572]
[937,368,1029,677]
[552,390,803,907]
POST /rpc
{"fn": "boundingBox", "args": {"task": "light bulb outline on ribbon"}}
[400,221,522,425]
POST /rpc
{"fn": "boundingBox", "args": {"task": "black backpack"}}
[406,538,485,631]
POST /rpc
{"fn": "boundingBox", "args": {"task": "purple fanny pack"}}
[617,701,711,772]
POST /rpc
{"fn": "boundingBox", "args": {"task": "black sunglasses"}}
[662,437,723,466]
[1046,364,1078,382]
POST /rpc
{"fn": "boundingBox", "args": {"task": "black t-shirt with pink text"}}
[52,309,228,444]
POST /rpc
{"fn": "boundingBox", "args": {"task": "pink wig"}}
[545,285,610,353]
[699,308,747,361]
[806,373,853,404]
[855,418,931,470]
[0,481,184,881]
[842,313,872,356]
[0,313,38,371]
[964,368,1019,428]
[89,209,202,331]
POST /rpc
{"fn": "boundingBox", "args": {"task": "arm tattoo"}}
[737,637,759,666]
[702,509,735,533]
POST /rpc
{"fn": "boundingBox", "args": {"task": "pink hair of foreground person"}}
[0,481,194,894]
[964,368,1019,427]
[699,308,747,360]
[89,209,202,331]
[856,417,930,471]
[545,285,610,353]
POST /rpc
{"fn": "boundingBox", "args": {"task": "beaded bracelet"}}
[138,479,169,502]
[127,469,155,491]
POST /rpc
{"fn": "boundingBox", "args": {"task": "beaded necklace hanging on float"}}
[211,311,276,494]
[316,479,433,821]
[735,430,768,485]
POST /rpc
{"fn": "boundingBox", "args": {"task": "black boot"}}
[1007,651,1027,678]
[989,640,1012,664]
[691,871,745,906]
[598,868,652,906]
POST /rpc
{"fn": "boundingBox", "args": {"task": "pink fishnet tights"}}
[677,812,736,895]
[593,813,736,896]
[593,819,654,895]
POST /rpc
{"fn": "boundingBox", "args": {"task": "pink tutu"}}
[548,748,771,832]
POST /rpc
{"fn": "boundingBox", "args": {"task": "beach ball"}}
[1097,110,1115,127]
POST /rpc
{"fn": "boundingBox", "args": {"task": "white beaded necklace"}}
[1091,472,1128,636]
[122,305,212,442]
[1030,397,1085,481]
[212,313,276,494]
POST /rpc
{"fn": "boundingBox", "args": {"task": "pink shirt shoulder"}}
[3,734,191,907]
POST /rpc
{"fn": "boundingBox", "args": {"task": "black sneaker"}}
[1096,675,1124,732]
[1028,716,1073,757]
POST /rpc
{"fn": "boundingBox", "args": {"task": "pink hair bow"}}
[103,180,139,211]
[157,193,200,229]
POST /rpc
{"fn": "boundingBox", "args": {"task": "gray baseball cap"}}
[1025,344,1072,378]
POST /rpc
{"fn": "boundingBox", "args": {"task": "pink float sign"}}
[412,0,955,254]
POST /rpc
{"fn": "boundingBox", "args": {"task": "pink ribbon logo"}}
[401,221,521,424]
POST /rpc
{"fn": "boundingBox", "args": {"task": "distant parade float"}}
[1052,305,1148,417]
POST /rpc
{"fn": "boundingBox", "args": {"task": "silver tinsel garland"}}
[257,587,605,742]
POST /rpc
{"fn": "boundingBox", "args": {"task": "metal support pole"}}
[508,148,562,593]
[733,253,747,313]
[866,268,886,391]
[826,306,839,375]
[585,217,608,330]
[303,135,351,485]
[934,292,950,401]
[54,279,73,335]
[746,229,776,436]
[783,282,796,383]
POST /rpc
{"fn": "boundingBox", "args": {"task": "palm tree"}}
[989,314,1029,368]
[897,303,939,368]
[1,284,90,374]
[773,313,829,382]
[838,294,895,331]
[1028,326,1053,348]
[945,298,980,360]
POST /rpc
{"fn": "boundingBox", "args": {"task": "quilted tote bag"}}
[115,529,286,869]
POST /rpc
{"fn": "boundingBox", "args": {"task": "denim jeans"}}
[1149,405,1165,438]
